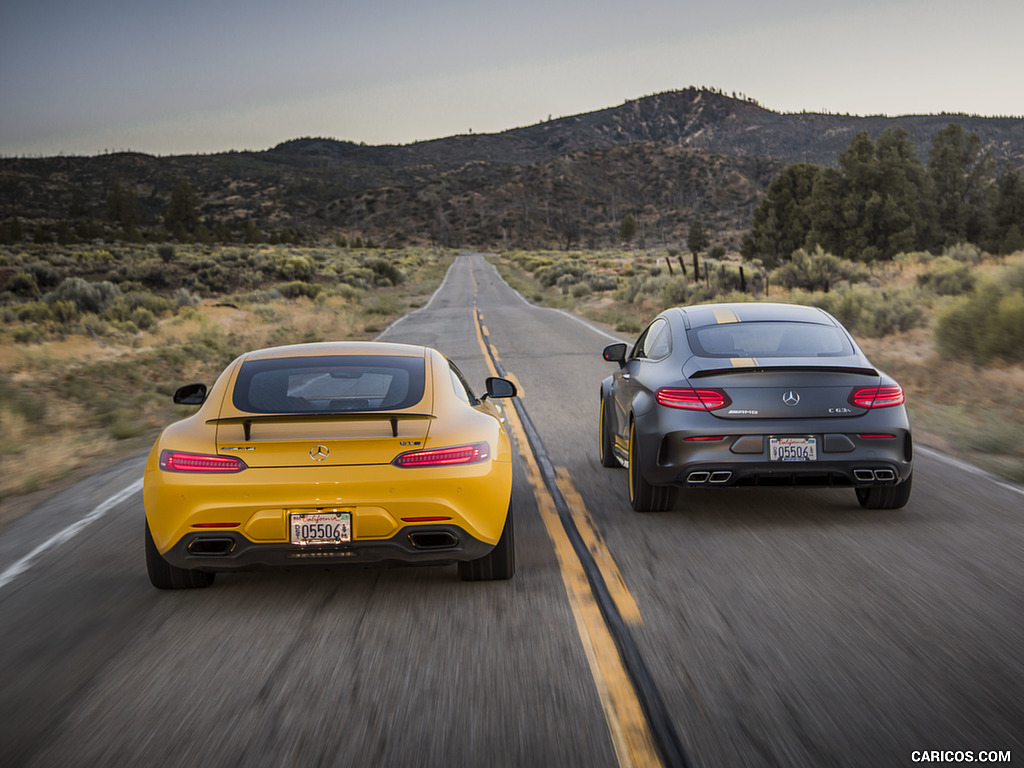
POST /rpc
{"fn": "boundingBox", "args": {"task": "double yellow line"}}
[472,305,662,768]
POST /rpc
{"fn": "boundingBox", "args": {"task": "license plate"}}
[290,512,351,545]
[770,437,817,462]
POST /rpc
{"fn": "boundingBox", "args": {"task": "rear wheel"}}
[856,473,913,509]
[145,520,215,589]
[628,421,677,512]
[459,503,515,581]
[599,396,619,468]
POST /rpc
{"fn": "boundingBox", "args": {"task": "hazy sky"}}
[2,0,1022,157]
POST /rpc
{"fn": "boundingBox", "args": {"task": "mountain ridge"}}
[3,88,1023,250]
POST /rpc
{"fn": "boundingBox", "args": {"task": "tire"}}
[599,396,619,468]
[145,520,215,589]
[459,503,515,581]
[628,421,677,512]
[856,473,913,510]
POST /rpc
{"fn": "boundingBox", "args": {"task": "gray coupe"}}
[600,302,913,511]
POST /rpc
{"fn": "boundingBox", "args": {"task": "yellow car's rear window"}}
[233,355,425,413]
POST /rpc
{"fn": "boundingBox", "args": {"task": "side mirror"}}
[173,383,208,405]
[483,377,517,399]
[603,343,627,365]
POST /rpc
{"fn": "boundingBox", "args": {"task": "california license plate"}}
[770,437,817,462]
[290,512,351,545]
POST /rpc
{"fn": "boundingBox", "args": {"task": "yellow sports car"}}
[143,341,517,588]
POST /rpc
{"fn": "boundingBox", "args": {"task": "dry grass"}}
[491,248,1024,484]
[0,246,452,525]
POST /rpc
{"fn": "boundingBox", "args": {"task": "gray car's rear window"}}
[233,355,425,413]
[688,322,854,358]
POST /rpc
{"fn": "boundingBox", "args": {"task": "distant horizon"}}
[3,0,1022,160]
[4,87,1023,161]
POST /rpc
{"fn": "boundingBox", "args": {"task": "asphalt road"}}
[2,253,1022,768]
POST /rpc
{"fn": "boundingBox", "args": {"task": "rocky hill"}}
[3,88,1023,250]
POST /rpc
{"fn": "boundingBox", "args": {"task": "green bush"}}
[935,281,1024,363]
[45,277,121,314]
[276,254,315,281]
[804,285,924,337]
[275,281,323,300]
[944,242,983,264]
[771,247,868,292]
[365,258,405,286]
[6,272,39,296]
[917,257,977,295]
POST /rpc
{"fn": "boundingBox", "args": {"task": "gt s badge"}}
[222,446,255,451]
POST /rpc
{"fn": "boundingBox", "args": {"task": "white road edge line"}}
[376,252,456,339]
[916,446,1024,498]
[0,478,143,592]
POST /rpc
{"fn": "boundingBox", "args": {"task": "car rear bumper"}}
[161,523,494,572]
[638,413,913,488]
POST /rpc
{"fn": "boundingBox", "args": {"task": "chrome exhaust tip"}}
[709,471,732,484]
[874,469,896,482]
[853,469,876,483]
[687,471,710,484]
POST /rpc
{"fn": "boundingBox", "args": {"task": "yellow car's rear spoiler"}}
[207,412,435,440]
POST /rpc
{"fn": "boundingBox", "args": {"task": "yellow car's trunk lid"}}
[213,412,434,468]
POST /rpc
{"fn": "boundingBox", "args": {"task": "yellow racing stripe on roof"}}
[712,308,741,324]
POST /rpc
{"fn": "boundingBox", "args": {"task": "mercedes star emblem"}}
[309,445,330,461]
[782,391,801,407]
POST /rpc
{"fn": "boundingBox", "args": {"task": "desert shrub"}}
[192,260,233,294]
[45,277,122,315]
[803,285,924,337]
[662,276,691,306]
[124,291,173,316]
[916,257,977,296]
[362,295,403,316]
[174,287,200,309]
[771,247,868,292]
[5,272,39,296]
[275,281,323,300]
[12,325,47,344]
[935,280,1024,363]
[570,281,592,298]
[252,305,280,322]
[276,254,315,281]
[536,261,590,288]
[49,299,78,324]
[156,244,175,263]
[365,258,405,286]
[585,274,617,292]
[339,267,375,290]
[129,307,157,331]
[944,242,983,264]
[26,262,62,290]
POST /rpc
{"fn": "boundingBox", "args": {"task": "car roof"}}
[670,302,834,329]
[241,341,430,361]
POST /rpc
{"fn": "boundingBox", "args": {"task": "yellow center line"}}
[473,304,661,768]
[554,467,643,626]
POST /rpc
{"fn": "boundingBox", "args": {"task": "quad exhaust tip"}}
[854,468,897,483]
[687,471,732,485]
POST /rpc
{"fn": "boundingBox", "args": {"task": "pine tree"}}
[164,178,200,240]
